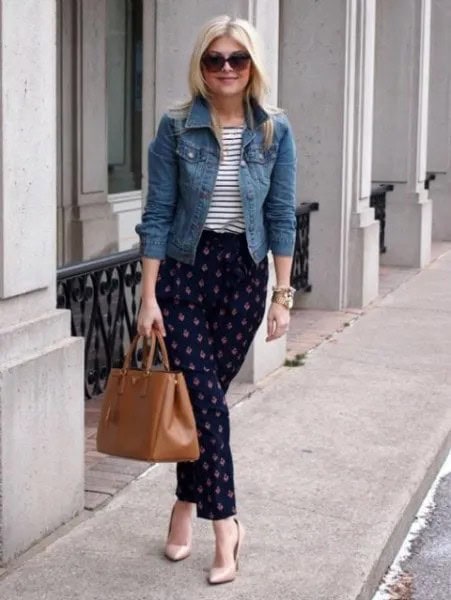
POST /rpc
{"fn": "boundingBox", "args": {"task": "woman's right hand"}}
[137,299,166,337]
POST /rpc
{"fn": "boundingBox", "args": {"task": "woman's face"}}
[201,35,252,101]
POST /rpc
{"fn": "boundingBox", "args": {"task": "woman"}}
[135,15,296,585]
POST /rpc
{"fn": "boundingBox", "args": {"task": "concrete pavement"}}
[0,250,450,600]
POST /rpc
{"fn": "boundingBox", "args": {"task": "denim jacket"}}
[135,96,297,265]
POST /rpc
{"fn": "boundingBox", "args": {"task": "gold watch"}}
[271,286,295,310]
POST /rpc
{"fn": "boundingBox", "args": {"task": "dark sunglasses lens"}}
[202,55,225,72]
[202,54,251,72]
[227,55,251,71]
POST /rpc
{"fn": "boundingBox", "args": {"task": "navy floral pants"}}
[156,230,268,520]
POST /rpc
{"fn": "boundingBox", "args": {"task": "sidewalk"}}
[1,249,450,600]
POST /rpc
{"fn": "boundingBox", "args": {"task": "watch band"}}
[271,287,294,310]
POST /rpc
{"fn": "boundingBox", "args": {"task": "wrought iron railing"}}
[290,202,319,293]
[57,250,142,399]
[370,183,393,254]
[425,172,436,190]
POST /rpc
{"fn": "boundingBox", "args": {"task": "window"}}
[107,0,143,194]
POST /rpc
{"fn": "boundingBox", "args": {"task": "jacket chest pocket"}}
[176,141,207,192]
[244,144,277,185]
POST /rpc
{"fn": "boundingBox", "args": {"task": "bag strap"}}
[122,334,141,371]
[122,333,155,370]
[122,332,172,372]
[155,332,171,371]
[143,331,171,372]
[141,334,156,369]
[137,330,171,371]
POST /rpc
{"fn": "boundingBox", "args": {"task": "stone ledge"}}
[0,310,72,365]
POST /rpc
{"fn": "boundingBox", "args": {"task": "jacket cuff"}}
[139,236,167,260]
[270,235,296,257]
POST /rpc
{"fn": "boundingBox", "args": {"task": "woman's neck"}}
[209,95,246,126]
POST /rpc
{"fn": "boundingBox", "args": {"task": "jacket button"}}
[188,151,194,158]
[240,160,246,167]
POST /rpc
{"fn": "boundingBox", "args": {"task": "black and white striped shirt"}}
[204,126,245,234]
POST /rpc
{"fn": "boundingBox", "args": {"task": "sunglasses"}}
[201,52,251,73]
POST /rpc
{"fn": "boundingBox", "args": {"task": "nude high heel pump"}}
[208,519,244,585]
[164,506,192,562]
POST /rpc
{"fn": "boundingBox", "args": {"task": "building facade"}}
[0,0,450,563]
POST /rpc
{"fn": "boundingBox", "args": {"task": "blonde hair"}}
[172,15,278,147]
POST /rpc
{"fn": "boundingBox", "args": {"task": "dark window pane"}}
[107,0,143,194]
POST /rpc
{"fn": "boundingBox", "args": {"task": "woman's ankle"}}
[174,499,194,512]
[212,516,237,539]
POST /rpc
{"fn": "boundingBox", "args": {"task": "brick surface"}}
[286,308,359,360]
[91,457,152,476]
[85,450,103,460]
[86,469,135,486]
[84,478,124,496]
[84,491,112,511]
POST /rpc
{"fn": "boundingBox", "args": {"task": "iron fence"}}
[425,172,436,190]
[57,250,142,399]
[370,183,393,254]
[290,202,319,292]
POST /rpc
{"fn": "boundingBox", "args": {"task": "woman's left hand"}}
[266,302,290,342]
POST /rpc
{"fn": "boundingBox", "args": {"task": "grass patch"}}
[284,353,306,367]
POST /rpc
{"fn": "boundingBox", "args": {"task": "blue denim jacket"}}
[136,96,297,265]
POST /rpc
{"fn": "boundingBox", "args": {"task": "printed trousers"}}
[156,230,268,520]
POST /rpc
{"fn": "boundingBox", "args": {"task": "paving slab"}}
[0,252,450,600]
[379,267,451,313]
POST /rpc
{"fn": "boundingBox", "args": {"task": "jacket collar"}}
[184,95,269,130]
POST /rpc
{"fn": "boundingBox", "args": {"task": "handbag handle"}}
[122,332,171,372]
[122,333,156,372]
[141,334,156,369]
[143,331,171,372]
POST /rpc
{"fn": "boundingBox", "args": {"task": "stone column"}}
[279,0,379,310]
[0,0,84,564]
[148,0,285,382]
[347,0,380,307]
[58,0,118,264]
[428,0,451,241]
[373,0,432,267]
[75,0,117,260]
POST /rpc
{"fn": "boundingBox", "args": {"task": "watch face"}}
[287,297,294,309]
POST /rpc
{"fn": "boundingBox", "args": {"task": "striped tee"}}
[204,126,245,234]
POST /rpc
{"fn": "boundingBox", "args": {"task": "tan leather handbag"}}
[96,332,200,462]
